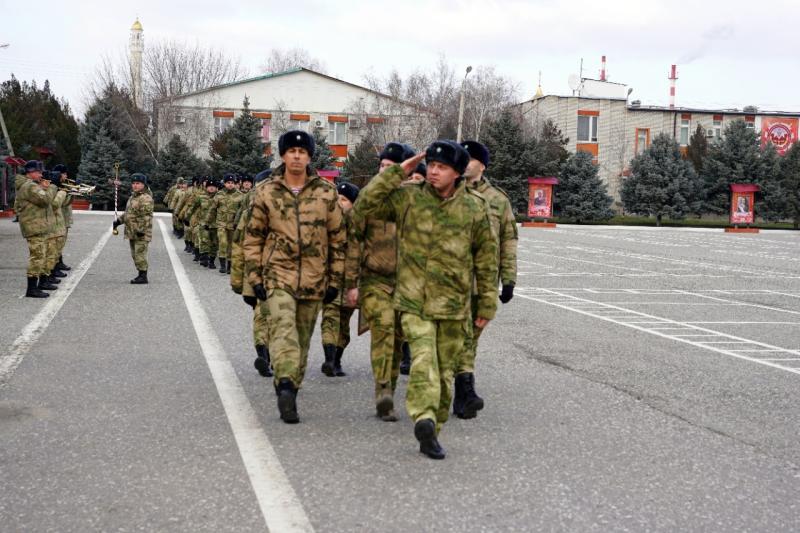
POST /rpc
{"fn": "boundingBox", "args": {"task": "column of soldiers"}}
[15,160,76,298]
[155,130,517,460]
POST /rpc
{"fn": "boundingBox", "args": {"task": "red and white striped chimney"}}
[600,55,607,81]
[668,65,678,109]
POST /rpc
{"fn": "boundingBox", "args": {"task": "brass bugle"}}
[59,182,96,196]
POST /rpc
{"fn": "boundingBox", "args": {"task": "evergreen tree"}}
[701,120,773,215]
[311,127,335,171]
[152,134,208,203]
[776,142,800,228]
[78,125,127,210]
[556,151,614,223]
[621,133,697,226]
[209,97,271,176]
[342,134,379,187]
[537,118,570,174]
[483,110,539,214]
[686,124,708,175]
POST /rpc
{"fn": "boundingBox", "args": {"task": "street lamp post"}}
[456,65,472,143]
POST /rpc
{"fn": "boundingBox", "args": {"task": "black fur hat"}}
[130,173,148,184]
[379,142,415,164]
[279,130,315,158]
[461,140,490,168]
[240,174,253,184]
[413,162,427,177]
[425,140,470,175]
[52,164,68,174]
[336,181,360,204]
[223,173,237,183]
[23,160,43,173]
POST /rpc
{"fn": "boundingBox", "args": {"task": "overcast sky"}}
[2,0,798,119]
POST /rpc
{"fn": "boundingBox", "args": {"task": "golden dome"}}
[131,18,143,31]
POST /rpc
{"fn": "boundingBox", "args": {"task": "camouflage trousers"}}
[128,239,149,271]
[401,312,468,435]
[217,228,234,259]
[172,212,183,231]
[361,286,403,401]
[254,300,269,347]
[46,236,66,272]
[187,222,199,245]
[26,235,48,277]
[199,226,218,256]
[456,294,484,374]
[229,239,245,294]
[267,289,321,388]
[321,301,355,348]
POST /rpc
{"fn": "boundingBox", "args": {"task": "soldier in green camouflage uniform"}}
[172,179,188,239]
[16,160,57,297]
[244,131,346,424]
[346,142,417,421]
[353,141,498,459]
[320,181,359,378]
[178,178,202,260]
[113,173,154,284]
[51,164,73,272]
[230,172,272,377]
[164,178,184,237]
[214,173,244,274]
[184,179,217,267]
[42,172,68,284]
[452,141,518,420]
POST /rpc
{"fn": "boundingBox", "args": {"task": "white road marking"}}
[516,288,800,376]
[1,230,112,384]
[159,220,314,533]
[673,289,800,317]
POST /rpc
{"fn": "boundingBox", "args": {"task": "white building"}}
[156,68,434,167]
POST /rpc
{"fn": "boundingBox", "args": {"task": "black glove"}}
[136,231,145,239]
[203,225,210,231]
[243,295,257,309]
[323,287,338,304]
[112,219,121,229]
[253,284,267,301]
[499,284,514,304]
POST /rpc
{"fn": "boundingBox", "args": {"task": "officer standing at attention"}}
[16,160,56,298]
[243,131,346,424]
[353,141,497,459]
[113,173,154,284]
[452,140,518,420]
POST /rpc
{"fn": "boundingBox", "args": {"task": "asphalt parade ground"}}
[1,212,799,532]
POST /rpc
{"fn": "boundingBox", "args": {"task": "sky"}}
[2,0,799,119]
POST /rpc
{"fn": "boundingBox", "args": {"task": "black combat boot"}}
[376,387,395,421]
[218,258,227,273]
[46,272,61,284]
[206,255,216,269]
[400,342,411,375]
[199,254,208,267]
[51,268,67,278]
[38,276,58,291]
[458,372,484,420]
[57,255,71,271]
[193,249,201,262]
[226,262,231,274]
[452,373,466,418]
[414,419,446,460]
[183,240,190,253]
[254,345,273,377]
[334,346,346,377]
[276,378,299,424]
[178,228,184,239]
[321,344,336,377]
[25,277,48,298]
[130,270,148,284]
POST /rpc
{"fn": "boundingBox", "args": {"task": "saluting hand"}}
[400,152,426,177]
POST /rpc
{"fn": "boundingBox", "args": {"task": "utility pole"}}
[456,65,472,143]
[0,43,13,156]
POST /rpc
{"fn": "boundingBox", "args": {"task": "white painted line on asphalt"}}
[674,289,800,317]
[1,230,112,384]
[516,289,800,376]
[158,220,314,533]
[766,290,800,299]
[685,322,800,325]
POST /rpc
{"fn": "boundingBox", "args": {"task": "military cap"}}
[52,164,68,174]
[379,142,415,164]
[254,169,271,183]
[176,177,185,185]
[130,173,148,184]
[240,173,255,184]
[223,173,237,183]
[461,140,490,168]
[425,140,470,175]
[336,181,360,204]
[279,130,315,158]
[414,162,427,178]
[206,178,221,189]
[24,160,44,173]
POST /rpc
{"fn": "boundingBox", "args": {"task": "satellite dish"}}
[568,74,580,91]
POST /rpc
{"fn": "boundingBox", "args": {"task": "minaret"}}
[130,18,144,109]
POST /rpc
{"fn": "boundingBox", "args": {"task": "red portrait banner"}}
[527,177,558,219]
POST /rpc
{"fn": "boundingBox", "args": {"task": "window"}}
[713,117,722,139]
[214,116,232,135]
[635,128,649,156]
[577,115,598,142]
[680,119,690,145]
[745,118,755,130]
[289,119,309,132]
[260,119,271,143]
[328,121,347,144]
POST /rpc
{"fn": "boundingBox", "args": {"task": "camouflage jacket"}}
[194,192,217,228]
[47,184,68,238]
[16,175,56,238]
[470,177,518,286]
[213,188,243,230]
[243,165,346,300]
[177,187,199,221]
[164,184,178,207]
[168,188,184,211]
[353,164,498,321]
[62,195,73,228]
[119,190,154,241]
[230,183,267,296]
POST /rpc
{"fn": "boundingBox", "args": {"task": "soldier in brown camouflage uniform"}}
[214,173,244,274]
[243,131,346,424]
[16,160,57,297]
[113,173,154,284]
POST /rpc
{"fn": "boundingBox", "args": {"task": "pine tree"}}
[483,110,539,214]
[152,134,208,203]
[621,133,697,226]
[78,125,127,210]
[342,134,379,187]
[776,142,800,228]
[701,120,773,215]
[209,97,271,176]
[311,127,335,171]
[686,124,708,175]
[556,151,614,223]
[537,118,570,174]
